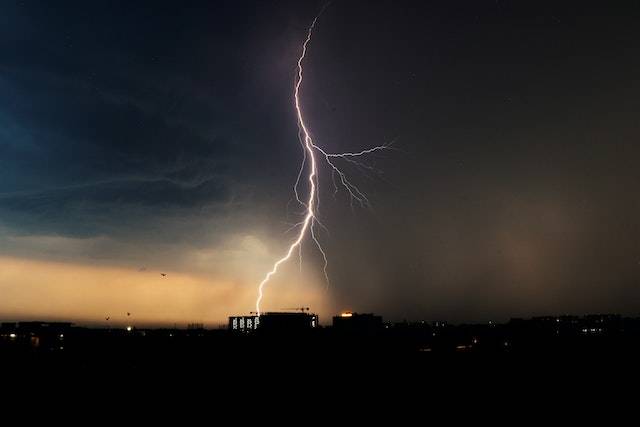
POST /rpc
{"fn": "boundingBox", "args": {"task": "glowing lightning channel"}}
[255,11,389,316]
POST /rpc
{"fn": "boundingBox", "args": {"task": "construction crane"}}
[281,307,310,313]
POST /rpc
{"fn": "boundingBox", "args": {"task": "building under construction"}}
[228,309,318,334]
[228,314,260,333]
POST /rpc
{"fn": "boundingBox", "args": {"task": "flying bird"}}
[161,273,167,277]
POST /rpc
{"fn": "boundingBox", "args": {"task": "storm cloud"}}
[2,0,640,324]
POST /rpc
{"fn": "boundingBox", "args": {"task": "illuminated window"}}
[233,319,238,330]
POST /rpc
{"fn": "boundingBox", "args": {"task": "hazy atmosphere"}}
[2,0,640,325]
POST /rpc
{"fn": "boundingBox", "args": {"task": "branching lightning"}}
[255,11,390,315]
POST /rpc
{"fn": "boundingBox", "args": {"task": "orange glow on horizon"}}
[0,255,328,326]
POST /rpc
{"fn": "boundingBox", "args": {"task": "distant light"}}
[340,312,353,318]
[126,326,133,332]
[59,334,64,339]
[9,333,16,338]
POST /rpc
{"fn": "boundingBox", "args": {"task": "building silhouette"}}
[228,315,260,333]
[228,311,319,334]
[332,312,383,335]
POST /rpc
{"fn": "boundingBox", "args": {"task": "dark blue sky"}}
[2,0,640,323]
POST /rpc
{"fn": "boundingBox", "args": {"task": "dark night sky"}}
[2,0,640,324]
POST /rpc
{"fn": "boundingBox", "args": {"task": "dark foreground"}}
[3,314,640,373]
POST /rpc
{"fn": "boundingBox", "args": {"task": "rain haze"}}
[2,0,640,325]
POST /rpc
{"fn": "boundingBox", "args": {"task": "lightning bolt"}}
[255,10,390,316]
